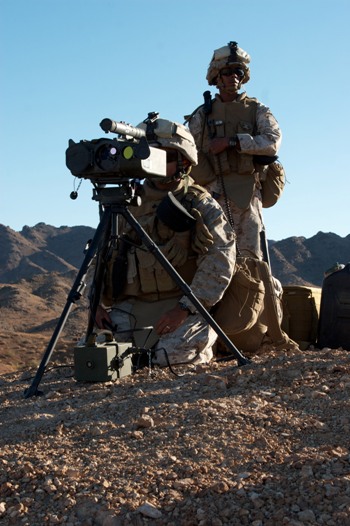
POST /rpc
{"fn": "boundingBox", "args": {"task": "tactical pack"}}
[214,257,297,353]
[214,257,265,336]
[281,285,322,350]
[256,158,286,209]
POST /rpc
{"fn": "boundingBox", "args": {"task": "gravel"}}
[1,346,350,525]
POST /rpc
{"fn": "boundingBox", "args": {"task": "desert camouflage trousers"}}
[207,181,264,260]
[106,299,217,367]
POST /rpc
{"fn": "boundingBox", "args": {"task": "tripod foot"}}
[23,387,44,399]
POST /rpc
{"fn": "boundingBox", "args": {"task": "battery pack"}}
[74,342,133,382]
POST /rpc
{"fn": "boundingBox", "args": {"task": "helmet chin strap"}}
[168,167,191,183]
[171,153,191,182]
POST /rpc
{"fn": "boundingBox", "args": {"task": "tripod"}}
[24,183,250,398]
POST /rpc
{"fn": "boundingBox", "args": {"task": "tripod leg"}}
[120,206,250,366]
[23,208,113,398]
[84,212,114,340]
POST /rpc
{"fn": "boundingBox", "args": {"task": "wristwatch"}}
[178,301,195,315]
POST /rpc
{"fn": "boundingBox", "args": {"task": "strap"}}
[257,261,286,345]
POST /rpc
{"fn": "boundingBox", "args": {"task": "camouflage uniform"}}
[187,43,282,260]
[102,177,236,366]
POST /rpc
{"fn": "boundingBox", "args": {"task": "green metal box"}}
[74,342,132,382]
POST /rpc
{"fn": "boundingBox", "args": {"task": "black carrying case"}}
[317,263,350,350]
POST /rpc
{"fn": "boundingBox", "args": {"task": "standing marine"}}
[185,41,282,260]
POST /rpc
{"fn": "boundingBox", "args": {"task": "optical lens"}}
[122,146,134,160]
[96,143,119,171]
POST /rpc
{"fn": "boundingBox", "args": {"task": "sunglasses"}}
[220,67,245,79]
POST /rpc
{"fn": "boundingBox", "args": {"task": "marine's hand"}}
[95,305,113,330]
[155,304,188,335]
[208,137,230,155]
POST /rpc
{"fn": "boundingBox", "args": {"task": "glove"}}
[191,208,214,254]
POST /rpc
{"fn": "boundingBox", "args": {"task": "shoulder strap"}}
[258,261,299,350]
[258,261,285,344]
[184,90,213,124]
[183,104,205,125]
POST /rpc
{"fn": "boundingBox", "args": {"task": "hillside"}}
[1,223,349,287]
[269,232,350,286]
[0,223,349,376]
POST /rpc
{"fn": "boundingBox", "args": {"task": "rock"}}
[137,502,162,518]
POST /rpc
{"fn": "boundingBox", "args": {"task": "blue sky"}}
[1,0,349,242]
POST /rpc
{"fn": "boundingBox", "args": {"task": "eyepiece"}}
[100,119,146,139]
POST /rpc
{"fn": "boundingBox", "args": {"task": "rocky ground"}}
[1,345,350,526]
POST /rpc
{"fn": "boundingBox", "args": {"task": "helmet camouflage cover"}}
[138,117,198,166]
[206,41,251,86]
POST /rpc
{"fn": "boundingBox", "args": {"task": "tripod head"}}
[92,183,142,208]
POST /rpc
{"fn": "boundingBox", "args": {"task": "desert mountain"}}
[0,223,95,283]
[269,231,350,286]
[0,223,349,374]
[1,223,349,287]
[0,224,96,373]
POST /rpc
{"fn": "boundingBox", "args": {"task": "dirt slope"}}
[1,347,350,525]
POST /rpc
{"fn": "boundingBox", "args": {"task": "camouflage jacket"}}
[188,92,282,157]
[103,178,236,310]
[187,92,282,208]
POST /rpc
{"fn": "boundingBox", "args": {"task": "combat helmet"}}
[138,115,198,166]
[206,41,251,86]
